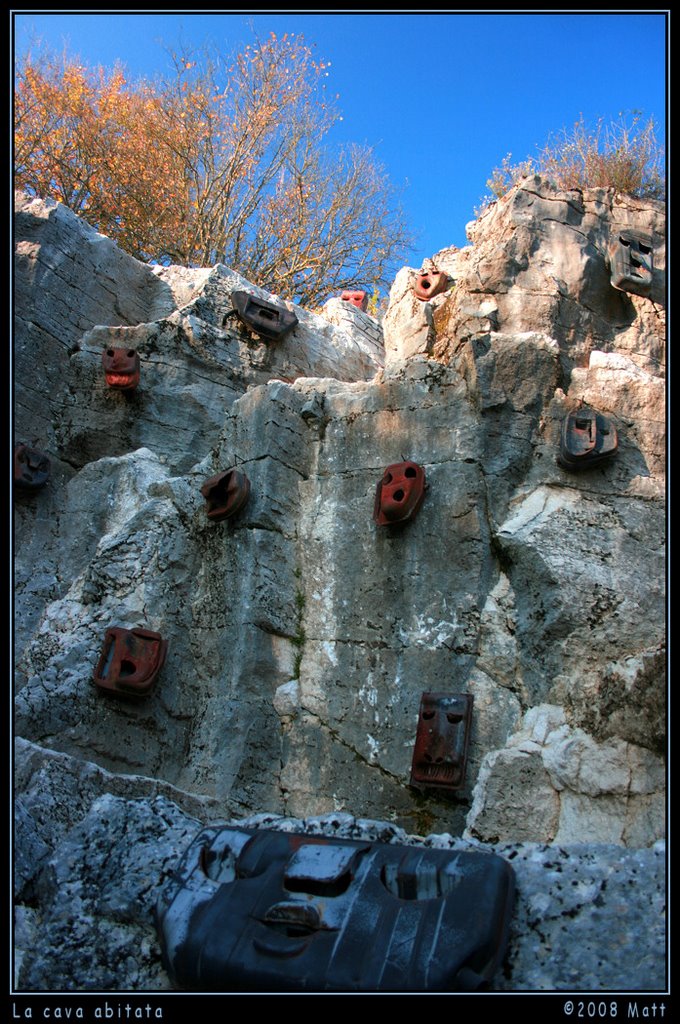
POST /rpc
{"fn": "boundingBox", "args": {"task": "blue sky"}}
[12,10,668,273]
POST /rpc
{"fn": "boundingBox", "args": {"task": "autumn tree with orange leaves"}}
[14,34,413,306]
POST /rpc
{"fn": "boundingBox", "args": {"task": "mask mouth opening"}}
[415,761,462,783]
[256,306,278,323]
[204,478,231,517]
[201,470,250,521]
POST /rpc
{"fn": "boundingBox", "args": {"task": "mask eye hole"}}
[422,710,435,721]
[106,349,115,357]
[127,350,135,358]
[382,472,393,485]
[446,712,462,724]
[404,466,417,478]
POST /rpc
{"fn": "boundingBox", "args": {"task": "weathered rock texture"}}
[14,767,665,992]
[384,175,666,377]
[13,178,666,991]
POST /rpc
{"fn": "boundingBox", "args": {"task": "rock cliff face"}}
[13,179,666,991]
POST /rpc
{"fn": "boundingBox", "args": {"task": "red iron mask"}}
[201,469,251,522]
[410,692,473,792]
[608,230,653,297]
[102,347,141,391]
[340,290,368,311]
[558,407,618,470]
[14,443,51,491]
[93,626,168,698]
[373,461,426,526]
[413,271,449,301]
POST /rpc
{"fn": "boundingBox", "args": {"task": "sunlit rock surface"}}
[13,179,666,991]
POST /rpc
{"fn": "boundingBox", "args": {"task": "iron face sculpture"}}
[93,626,168,698]
[340,290,368,311]
[608,230,653,297]
[157,826,515,992]
[410,692,473,792]
[14,443,51,491]
[558,407,618,471]
[413,270,449,301]
[200,469,251,522]
[102,347,141,391]
[373,461,427,526]
[231,290,298,342]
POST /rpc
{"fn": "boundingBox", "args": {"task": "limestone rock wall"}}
[384,175,666,377]
[16,193,383,477]
[13,179,666,991]
[14,759,665,992]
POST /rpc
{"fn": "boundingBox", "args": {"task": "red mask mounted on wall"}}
[14,443,51,491]
[413,270,449,301]
[200,469,251,522]
[608,230,653,297]
[558,407,618,470]
[340,290,368,311]
[102,347,141,391]
[410,692,473,792]
[93,626,168,698]
[373,461,426,526]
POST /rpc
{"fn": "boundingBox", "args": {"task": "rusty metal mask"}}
[373,461,426,526]
[340,290,368,311]
[608,230,653,297]
[410,692,473,792]
[14,444,51,491]
[93,626,168,697]
[558,407,618,470]
[102,347,140,391]
[200,468,251,522]
[414,270,449,301]
[231,291,298,342]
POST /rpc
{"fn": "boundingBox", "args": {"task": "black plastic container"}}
[157,826,515,992]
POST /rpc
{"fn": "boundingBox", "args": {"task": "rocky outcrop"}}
[384,175,666,378]
[15,192,383,473]
[13,178,666,991]
[15,781,665,991]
